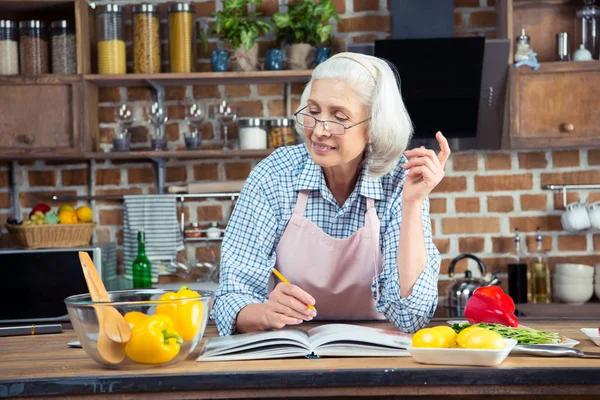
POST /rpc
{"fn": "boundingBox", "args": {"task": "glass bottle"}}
[168,3,196,73]
[576,0,600,60]
[529,227,551,304]
[19,20,49,75]
[50,20,77,74]
[133,4,161,73]
[0,20,19,75]
[132,231,152,288]
[96,5,126,74]
[507,228,528,304]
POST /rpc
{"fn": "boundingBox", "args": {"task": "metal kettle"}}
[445,254,501,317]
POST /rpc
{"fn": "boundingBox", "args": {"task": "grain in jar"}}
[51,20,77,74]
[96,5,126,74]
[0,20,19,75]
[168,3,196,73]
[19,20,49,75]
[133,4,161,74]
[268,118,295,148]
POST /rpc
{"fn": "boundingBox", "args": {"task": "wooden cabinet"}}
[508,62,600,149]
[0,76,86,154]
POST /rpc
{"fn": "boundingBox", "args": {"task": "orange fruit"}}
[59,210,78,224]
[76,206,93,222]
[58,204,74,213]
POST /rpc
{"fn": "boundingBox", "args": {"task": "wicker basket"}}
[4,223,96,249]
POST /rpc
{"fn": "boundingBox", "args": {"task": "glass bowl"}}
[64,288,214,368]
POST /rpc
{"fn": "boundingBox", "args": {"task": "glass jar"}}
[184,222,202,238]
[96,5,126,74]
[51,20,77,74]
[238,118,267,149]
[268,118,295,148]
[0,20,19,75]
[168,3,196,73]
[576,0,600,60]
[133,4,161,73]
[19,20,49,75]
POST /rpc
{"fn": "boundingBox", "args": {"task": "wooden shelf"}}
[0,149,274,162]
[0,75,81,85]
[513,60,600,75]
[83,70,313,87]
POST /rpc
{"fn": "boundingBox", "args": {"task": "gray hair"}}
[296,52,413,178]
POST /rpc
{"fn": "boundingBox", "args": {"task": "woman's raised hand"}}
[401,131,451,206]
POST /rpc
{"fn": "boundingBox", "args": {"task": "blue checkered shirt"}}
[212,145,441,336]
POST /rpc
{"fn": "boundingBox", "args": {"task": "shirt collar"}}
[295,152,384,200]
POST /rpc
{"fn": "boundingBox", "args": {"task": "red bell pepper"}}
[472,286,515,312]
[464,287,518,327]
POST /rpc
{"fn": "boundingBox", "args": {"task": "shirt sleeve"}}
[373,196,442,333]
[210,175,280,336]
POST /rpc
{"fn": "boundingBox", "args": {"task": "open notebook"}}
[197,324,412,361]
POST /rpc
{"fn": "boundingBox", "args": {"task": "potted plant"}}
[273,0,340,69]
[211,0,273,71]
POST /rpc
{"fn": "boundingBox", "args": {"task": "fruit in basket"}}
[30,211,46,224]
[59,210,79,224]
[44,211,60,225]
[6,217,22,225]
[58,204,75,214]
[75,206,93,223]
[29,203,51,218]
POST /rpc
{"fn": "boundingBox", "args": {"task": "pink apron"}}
[272,190,386,320]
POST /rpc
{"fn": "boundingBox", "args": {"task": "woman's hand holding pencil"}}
[260,268,318,329]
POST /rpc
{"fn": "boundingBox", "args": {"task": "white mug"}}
[564,201,591,231]
[587,201,600,230]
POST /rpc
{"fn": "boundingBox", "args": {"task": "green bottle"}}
[132,231,152,288]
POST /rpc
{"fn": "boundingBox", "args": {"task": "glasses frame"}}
[293,106,371,136]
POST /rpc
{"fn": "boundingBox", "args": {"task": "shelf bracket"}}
[150,157,166,194]
[10,161,21,220]
[148,79,166,140]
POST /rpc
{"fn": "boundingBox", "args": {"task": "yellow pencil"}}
[272,268,318,315]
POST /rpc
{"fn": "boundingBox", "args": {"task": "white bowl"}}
[406,339,517,367]
[553,282,594,304]
[555,263,594,278]
[595,285,600,300]
[552,272,591,285]
[581,328,600,347]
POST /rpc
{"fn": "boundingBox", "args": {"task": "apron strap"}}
[365,197,381,301]
[294,190,310,216]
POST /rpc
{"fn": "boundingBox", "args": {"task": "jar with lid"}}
[238,118,267,150]
[168,3,196,73]
[268,118,295,148]
[133,4,161,74]
[184,222,202,239]
[206,222,222,239]
[0,20,19,75]
[576,0,600,59]
[96,5,126,74]
[19,20,49,75]
[51,20,77,74]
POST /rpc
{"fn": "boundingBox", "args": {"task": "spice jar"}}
[96,5,125,74]
[168,3,196,73]
[19,20,49,75]
[133,4,161,74]
[51,20,77,74]
[268,118,295,148]
[238,118,267,150]
[184,222,202,239]
[0,20,19,75]
[206,222,222,239]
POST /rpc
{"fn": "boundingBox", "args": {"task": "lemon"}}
[76,206,93,222]
[456,326,486,348]
[432,325,458,347]
[59,210,79,224]
[411,328,449,348]
[58,204,75,214]
[459,330,506,350]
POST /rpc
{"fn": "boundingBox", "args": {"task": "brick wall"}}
[2,1,598,299]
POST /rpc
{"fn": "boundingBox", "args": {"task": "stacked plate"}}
[552,263,595,304]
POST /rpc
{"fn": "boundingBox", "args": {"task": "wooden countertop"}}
[1,320,600,399]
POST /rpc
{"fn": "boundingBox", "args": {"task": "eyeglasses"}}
[293,106,370,136]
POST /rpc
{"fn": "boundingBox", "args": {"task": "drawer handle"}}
[21,135,35,145]
[561,123,575,133]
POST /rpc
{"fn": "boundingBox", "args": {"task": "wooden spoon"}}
[78,252,130,365]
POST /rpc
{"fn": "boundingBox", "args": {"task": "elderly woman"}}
[212,52,450,336]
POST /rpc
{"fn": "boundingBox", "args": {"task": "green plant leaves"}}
[272,0,339,46]
[212,0,272,50]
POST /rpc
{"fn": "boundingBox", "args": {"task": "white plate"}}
[447,320,580,348]
[581,328,600,346]
[406,339,517,367]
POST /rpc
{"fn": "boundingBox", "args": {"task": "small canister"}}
[19,20,49,75]
[133,4,161,73]
[238,118,267,150]
[0,20,19,75]
[168,3,196,73]
[96,4,126,74]
[556,32,571,61]
[268,118,295,148]
[51,20,77,74]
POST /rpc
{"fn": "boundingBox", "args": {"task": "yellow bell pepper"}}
[124,311,147,328]
[124,313,182,364]
[156,285,203,341]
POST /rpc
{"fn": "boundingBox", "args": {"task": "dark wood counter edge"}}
[3,366,600,398]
